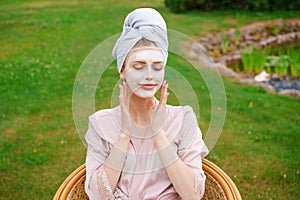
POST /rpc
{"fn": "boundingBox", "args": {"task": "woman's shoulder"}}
[165,104,195,116]
[89,106,120,121]
[88,106,120,143]
[163,105,197,138]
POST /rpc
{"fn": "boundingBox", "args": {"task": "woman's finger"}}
[119,84,124,104]
[159,80,169,105]
[123,81,129,107]
[159,80,166,100]
[119,81,127,106]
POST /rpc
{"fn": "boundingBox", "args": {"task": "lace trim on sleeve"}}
[96,165,114,199]
[194,169,205,198]
[113,188,129,200]
[96,166,128,200]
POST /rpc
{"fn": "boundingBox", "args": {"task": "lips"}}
[140,83,158,90]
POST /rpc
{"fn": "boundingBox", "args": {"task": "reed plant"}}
[222,34,229,54]
[241,51,254,73]
[241,48,268,74]
[274,51,289,76]
[287,48,300,77]
[264,55,275,74]
[272,26,281,36]
[252,48,269,73]
[235,26,241,45]
[242,47,300,77]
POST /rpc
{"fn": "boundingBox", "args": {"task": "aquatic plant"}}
[241,48,269,74]
[252,48,269,74]
[222,34,229,54]
[241,50,253,73]
[235,26,241,45]
[274,51,289,76]
[287,48,300,77]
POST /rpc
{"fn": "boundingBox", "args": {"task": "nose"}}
[144,65,153,80]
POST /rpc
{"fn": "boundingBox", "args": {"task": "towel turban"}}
[112,8,169,73]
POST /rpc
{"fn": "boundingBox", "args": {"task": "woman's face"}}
[121,47,165,99]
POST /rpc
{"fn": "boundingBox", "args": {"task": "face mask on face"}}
[123,47,165,99]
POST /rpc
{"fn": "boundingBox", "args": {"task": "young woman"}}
[85,8,208,200]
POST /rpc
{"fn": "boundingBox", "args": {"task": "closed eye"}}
[133,64,145,70]
[153,63,164,71]
[131,61,146,70]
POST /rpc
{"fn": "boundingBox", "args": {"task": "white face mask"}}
[123,47,165,99]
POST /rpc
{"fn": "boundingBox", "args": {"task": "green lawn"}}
[0,0,299,199]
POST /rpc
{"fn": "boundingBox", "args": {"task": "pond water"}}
[268,77,300,92]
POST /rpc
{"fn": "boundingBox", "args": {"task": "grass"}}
[1,0,300,199]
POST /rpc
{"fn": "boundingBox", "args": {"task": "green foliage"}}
[222,35,229,54]
[241,49,254,73]
[241,47,300,77]
[253,48,269,73]
[287,48,300,77]
[164,0,186,12]
[274,52,289,76]
[235,26,241,45]
[272,26,282,36]
[164,0,206,12]
[165,0,300,12]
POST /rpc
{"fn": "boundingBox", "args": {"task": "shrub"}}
[164,0,300,12]
[165,0,205,12]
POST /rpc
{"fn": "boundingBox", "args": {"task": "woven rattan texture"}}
[202,172,227,200]
[65,172,227,199]
[67,175,89,200]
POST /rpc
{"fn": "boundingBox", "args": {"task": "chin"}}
[135,93,156,99]
[134,89,158,99]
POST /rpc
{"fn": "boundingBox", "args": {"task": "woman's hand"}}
[151,80,169,136]
[119,81,132,136]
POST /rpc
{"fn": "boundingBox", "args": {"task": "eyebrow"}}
[153,61,164,64]
[130,60,164,64]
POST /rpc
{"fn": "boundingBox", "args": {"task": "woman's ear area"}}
[120,68,125,80]
[119,58,127,80]
[120,74,124,80]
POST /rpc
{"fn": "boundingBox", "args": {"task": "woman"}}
[85,8,208,200]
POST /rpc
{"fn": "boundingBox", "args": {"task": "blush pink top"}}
[85,104,209,200]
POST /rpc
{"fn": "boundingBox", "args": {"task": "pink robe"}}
[85,104,209,199]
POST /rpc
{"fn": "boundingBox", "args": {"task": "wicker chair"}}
[53,158,241,200]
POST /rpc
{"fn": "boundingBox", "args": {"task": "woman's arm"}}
[151,82,206,200]
[103,132,130,192]
[153,131,199,200]
[104,81,132,191]
[85,82,132,198]
[85,123,131,199]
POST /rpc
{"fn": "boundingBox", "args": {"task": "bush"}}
[165,0,204,13]
[164,0,300,12]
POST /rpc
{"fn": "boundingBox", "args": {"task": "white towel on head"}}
[112,8,168,73]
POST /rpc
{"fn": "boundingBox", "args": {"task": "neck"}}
[128,93,155,127]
